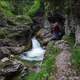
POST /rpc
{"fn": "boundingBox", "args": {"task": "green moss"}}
[0,28,9,39]
[63,34,75,47]
[27,0,41,17]
[15,15,32,24]
[71,47,80,70]
[7,15,32,26]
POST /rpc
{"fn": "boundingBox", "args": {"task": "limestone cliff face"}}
[72,0,80,46]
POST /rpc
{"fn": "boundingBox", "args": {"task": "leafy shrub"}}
[0,0,14,16]
[27,0,41,17]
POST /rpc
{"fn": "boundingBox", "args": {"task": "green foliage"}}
[27,0,41,17]
[71,48,80,70]
[11,0,33,15]
[0,0,41,18]
[0,0,14,16]
[0,0,41,17]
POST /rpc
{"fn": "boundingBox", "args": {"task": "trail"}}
[55,40,80,80]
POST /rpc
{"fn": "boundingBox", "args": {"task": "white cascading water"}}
[20,37,45,61]
[32,37,41,49]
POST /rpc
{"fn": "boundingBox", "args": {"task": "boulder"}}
[36,28,50,38]
[0,14,32,47]
[0,39,18,47]
[1,57,9,63]
[0,60,25,80]
[7,15,32,26]
[7,46,25,55]
[55,40,70,50]
[36,28,53,45]
[0,63,23,76]
[7,29,32,46]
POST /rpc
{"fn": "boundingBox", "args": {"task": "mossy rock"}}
[0,28,9,39]
[62,35,75,47]
[7,15,33,26]
[15,15,32,24]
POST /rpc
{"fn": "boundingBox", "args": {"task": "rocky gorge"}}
[0,11,53,80]
[0,0,80,80]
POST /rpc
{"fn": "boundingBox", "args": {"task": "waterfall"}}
[32,37,41,49]
[20,37,45,61]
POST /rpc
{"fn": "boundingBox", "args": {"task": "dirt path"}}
[55,41,80,80]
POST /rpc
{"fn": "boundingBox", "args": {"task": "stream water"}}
[20,37,46,61]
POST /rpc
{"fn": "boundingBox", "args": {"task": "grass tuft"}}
[71,48,80,70]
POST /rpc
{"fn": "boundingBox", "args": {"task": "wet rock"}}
[0,28,32,52]
[0,47,10,59]
[0,39,18,47]
[6,26,32,47]
[0,46,29,80]
[7,46,25,55]
[36,28,53,45]
[0,60,24,80]
[36,28,50,38]
[0,46,26,59]
[1,57,9,63]
[0,38,32,54]
[0,63,23,76]
[42,37,53,45]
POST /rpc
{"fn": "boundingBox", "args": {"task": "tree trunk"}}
[65,15,71,35]
[75,24,80,46]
